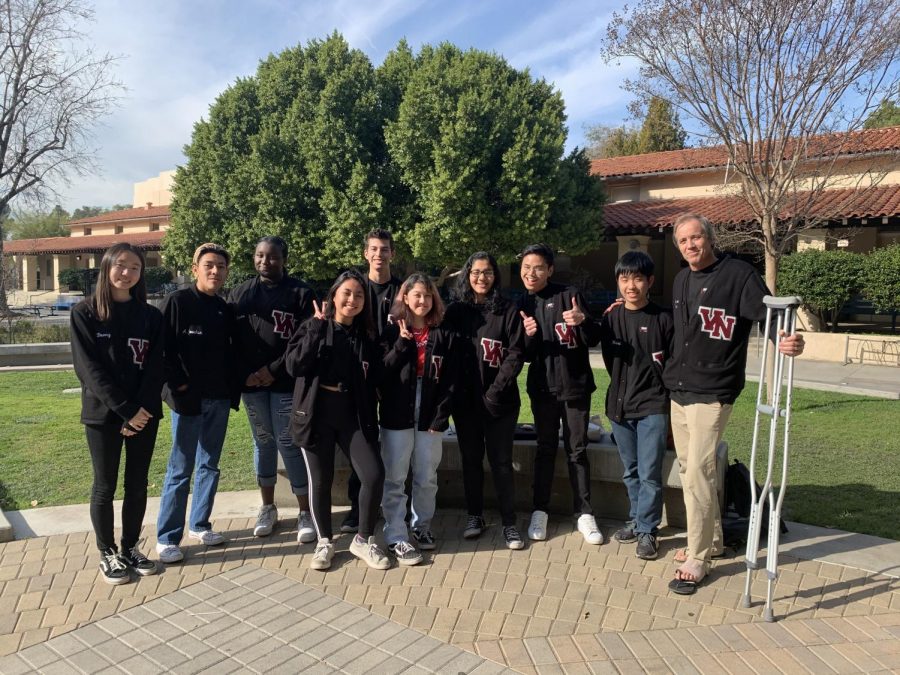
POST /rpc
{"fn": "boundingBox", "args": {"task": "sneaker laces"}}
[393,541,415,556]
[503,526,521,541]
[314,540,331,557]
[367,540,387,561]
[127,547,149,564]
[466,515,482,529]
[104,552,128,572]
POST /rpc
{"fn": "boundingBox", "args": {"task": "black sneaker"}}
[120,546,158,576]
[635,533,659,560]
[614,524,637,543]
[503,526,525,550]
[388,541,423,566]
[463,515,485,539]
[340,511,359,533]
[99,548,130,585]
[412,528,436,551]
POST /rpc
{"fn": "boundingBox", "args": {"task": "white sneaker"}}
[349,535,391,570]
[297,511,316,544]
[528,510,549,541]
[310,538,334,570]
[188,529,225,546]
[577,514,604,545]
[155,543,184,564]
[253,504,278,537]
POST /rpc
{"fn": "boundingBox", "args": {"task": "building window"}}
[149,222,160,232]
[84,227,92,235]
[115,225,123,234]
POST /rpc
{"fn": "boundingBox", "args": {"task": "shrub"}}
[778,249,864,331]
[144,266,173,293]
[861,244,900,313]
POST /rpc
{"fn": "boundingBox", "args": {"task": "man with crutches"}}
[664,214,804,595]
[741,296,801,620]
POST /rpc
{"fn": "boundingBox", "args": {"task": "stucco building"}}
[572,126,900,305]
[6,171,174,298]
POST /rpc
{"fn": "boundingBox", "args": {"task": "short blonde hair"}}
[192,242,230,265]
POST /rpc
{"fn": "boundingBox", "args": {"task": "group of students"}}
[71,216,803,595]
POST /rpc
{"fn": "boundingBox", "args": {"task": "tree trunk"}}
[0,239,10,315]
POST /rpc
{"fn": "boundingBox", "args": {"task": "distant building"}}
[6,171,174,295]
[575,126,900,304]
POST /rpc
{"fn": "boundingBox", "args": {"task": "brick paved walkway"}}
[0,510,898,673]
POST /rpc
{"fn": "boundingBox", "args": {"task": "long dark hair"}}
[391,273,445,327]
[323,269,375,337]
[453,251,502,311]
[92,243,147,322]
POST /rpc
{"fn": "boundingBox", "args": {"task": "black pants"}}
[531,394,593,515]
[302,390,384,539]
[347,468,360,515]
[85,419,159,552]
[454,405,518,526]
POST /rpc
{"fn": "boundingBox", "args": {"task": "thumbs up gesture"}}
[519,310,537,336]
[562,297,585,326]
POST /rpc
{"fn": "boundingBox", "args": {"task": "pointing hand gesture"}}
[519,310,538,336]
[562,297,585,326]
[312,300,327,320]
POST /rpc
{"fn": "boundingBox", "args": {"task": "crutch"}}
[740,295,801,622]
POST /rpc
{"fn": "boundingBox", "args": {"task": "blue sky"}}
[60,0,635,211]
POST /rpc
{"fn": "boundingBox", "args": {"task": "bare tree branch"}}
[0,0,123,313]
[605,0,899,291]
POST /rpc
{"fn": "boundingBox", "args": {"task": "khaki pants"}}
[670,400,733,565]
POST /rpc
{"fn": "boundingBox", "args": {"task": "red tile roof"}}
[591,126,900,179]
[4,231,165,256]
[69,205,171,225]
[604,183,900,231]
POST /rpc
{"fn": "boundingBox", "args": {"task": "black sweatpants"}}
[531,394,593,515]
[85,419,159,552]
[302,389,384,540]
[454,405,518,526]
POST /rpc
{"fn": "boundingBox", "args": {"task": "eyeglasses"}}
[469,270,495,278]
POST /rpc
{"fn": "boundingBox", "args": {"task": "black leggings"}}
[85,419,159,552]
[454,405,518,526]
[301,390,384,540]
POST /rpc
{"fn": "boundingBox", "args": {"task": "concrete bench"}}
[275,431,728,529]
[0,342,72,367]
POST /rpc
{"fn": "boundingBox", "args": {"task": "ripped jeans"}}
[242,390,309,495]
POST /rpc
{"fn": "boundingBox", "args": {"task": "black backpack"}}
[722,459,788,548]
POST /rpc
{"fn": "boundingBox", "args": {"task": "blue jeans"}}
[242,390,309,495]
[381,380,443,545]
[610,414,668,535]
[157,398,231,545]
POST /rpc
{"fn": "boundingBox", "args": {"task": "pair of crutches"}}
[740,295,801,622]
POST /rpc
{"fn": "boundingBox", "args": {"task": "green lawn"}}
[1,370,897,539]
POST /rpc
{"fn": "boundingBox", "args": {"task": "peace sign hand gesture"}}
[312,300,327,320]
[397,318,413,340]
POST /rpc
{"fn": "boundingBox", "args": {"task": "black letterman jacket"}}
[70,299,165,425]
[229,275,316,393]
[519,282,601,400]
[379,322,456,431]
[664,256,767,402]
[284,317,382,448]
[599,302,672,424]
[444,297,524,416]
[160,286,241,416]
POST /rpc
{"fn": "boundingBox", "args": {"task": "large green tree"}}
[863,99,900,129]
[167,35,604,278]
[167,34,390,279]
[585,96,687,159]
[4,206,71,239]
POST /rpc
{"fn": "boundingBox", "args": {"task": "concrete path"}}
[0,498,897,673]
